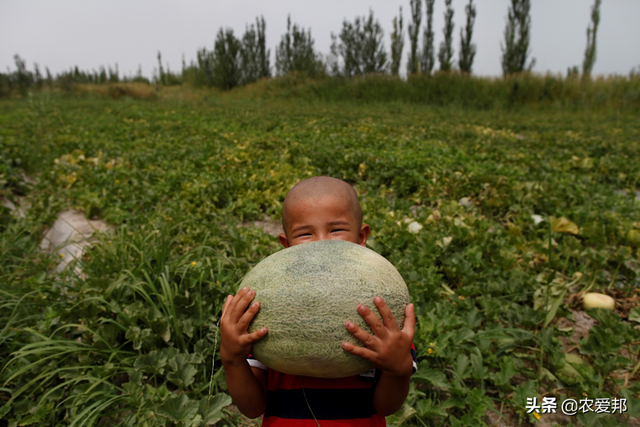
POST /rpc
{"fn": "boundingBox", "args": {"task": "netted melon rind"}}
[239,239,410,378]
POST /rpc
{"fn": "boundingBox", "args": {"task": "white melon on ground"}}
[582,292,615,310]
[39,210,109,274]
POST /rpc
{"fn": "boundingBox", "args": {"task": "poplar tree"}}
[501,0,535,75]
[390,7,404,77]
[438,0,455,72]
[196,48,215,87]
[241,16,271,84]
[458,0,476,74]
[331,10,387,77]
[13,55,32,95]
[582,0,601,78]
[275,16,324,77]
[420,0,436,76]
[157,52,165,85]
[212,28,242,90]
[406,0,422,75]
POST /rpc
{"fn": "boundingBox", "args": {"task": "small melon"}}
[628,229,640,248]
[582,292,615,310]
[240,239,410,378]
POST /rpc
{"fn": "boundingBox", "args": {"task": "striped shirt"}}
[248,347,417,426]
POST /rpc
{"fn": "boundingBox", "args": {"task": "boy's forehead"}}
[288,194,354,214]
[286,176,354,199]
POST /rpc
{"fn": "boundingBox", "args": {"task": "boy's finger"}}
[237,301,261,331]
[356,303,388,338]
[229,287,255,321]
[221,294,233,319]
[345,320,378,349]
[372,296,399,331]
[402,304,416,339]
[223,288,245,320]
[341,340,376,363]
[243,327,268,345]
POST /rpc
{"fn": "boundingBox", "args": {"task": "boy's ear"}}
[358,224,371,247]
[279,233,291,248]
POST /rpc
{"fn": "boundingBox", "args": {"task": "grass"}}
[0,87,639,426]
[232,71,640,110]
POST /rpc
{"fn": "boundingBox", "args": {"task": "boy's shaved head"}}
[282,176,362,236]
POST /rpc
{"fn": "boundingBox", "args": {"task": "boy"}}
[220,176,416,426]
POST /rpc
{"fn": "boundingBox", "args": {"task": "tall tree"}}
[196,48,215,87]
[406,0,422,75]
[330,10,388,77]
[275,16,325,77]
[241,16,271,84]
[438,0,455,72]
[459,0,477,74]
[501,0,535,75]
[419,0,436,76]
[582,0,601,78]
[13,55,32,95]
[390,7,404,77]
[157,51,165,85]
[212,28,242,90]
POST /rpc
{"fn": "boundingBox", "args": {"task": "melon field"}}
[1,87,640,426]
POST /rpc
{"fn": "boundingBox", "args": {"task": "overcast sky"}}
[1,0,638,79]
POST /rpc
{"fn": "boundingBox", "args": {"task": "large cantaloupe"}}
[240,239,410,378]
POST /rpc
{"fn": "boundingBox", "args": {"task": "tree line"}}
[0,0,604,96]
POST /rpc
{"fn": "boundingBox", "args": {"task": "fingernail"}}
[252,302,259,308]
[374,296,381,303]
[248,290,254,296]
[242,287,249,291]
[358,304,366,312]
[341,342,350,349]
[346,321,354,329]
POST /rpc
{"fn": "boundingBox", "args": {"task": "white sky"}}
[1,0,638,79]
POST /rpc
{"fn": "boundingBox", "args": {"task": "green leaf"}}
[512,380,537,410]
[199,394,232,426]
[544,290,566,327]
[416,397,449,418]
[151,319,171,343]
[412,366,449,389]
[492,357,516,387]
[157,393,199,423]
[0,403,11,420]
[166,354,198,389]
[550,216,579,234]
[629,307,640,324]
[453,354,471,380]
[453,327,475,343]
[134,350,168,375]
[125,326,152,351]
[385,404,417,426]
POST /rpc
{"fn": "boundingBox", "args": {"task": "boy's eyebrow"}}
[290,221,351,234]
[290,225,311,234]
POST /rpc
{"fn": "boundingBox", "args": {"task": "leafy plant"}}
[330,9,388,77]
[501,0,535,75]
[275,16,325,78]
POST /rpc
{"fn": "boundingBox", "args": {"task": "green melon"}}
[240,239,410,378]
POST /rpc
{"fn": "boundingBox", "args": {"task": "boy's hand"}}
[220,287,268,365]
[342,296,415,378]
